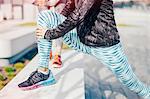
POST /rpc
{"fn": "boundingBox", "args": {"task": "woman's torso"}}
[76,0,120,47]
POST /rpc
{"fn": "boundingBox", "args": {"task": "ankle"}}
[38,67,49,74]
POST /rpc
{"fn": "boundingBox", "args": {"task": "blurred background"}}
[0,0,150,99]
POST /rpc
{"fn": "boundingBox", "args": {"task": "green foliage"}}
[1,80,9,86]
[0,81,5,90]
[0,61,26,90]
[14,62,25,69]
[0,73,6,81]
[6,72,16,77]
[0,84,4,90]
[4,66,16,73]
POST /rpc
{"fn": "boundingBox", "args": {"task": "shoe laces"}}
[28,71,45,84]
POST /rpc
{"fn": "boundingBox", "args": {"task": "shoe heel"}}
[42,78,56,86]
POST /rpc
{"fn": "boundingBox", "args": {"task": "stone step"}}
[0,27,36,59]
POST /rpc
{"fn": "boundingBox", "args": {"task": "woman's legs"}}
[91,43,150,98]
[37,10,64,71]
[38,10,150,98]
[63,29,91,54]
[19,9,150,94]
[63,31,150,98]
[63,28,150,98]
[51,37,63,68]
[18,10,66,90]
[52,38,63,56]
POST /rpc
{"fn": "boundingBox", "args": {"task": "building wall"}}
[4,0,11,3]
[0,0,37,20]
[12,0,23,5]
[0,0,4,4]
[136,0,150,4]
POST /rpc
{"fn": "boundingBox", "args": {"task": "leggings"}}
[37,10,150,98]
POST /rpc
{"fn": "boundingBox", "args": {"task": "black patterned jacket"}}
[44,0,120,47]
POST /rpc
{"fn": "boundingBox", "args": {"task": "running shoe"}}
[18,70,56,91]
[52,55,62,68]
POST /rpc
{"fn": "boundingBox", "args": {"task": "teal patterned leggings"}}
[37,10,150,98]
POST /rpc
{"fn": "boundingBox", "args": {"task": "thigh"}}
[91,43,129,73]
[38,10,92,54]
[37,10,66,29]
[63,29,92,54]
[37,10,65,47]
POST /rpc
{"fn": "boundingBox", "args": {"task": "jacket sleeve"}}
[44,0,96,41]
[60,0,75,17]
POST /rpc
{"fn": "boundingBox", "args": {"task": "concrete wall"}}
[0,0,4,4]
[23,3,38,21]
[0,4,12,20]
[3,0,11,3]
[0,9,3,22]
[0,0,37,21]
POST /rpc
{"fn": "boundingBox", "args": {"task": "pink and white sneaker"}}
[52,55,62,68]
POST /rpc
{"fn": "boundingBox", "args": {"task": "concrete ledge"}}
[0,50,85,99]
[0,27,36,58]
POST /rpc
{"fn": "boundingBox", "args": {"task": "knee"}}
[37,10,62,28]
[38,10,51,17]
[37,39,52,44]
[38,10,60,20]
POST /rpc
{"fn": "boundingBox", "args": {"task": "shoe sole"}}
[19,78,56,91]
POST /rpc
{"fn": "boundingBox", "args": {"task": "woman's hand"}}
[36,27,47,39]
